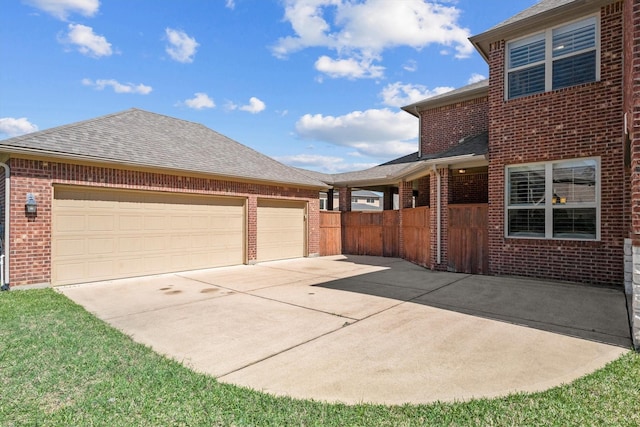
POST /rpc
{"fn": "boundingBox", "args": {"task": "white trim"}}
[504,157,601,241]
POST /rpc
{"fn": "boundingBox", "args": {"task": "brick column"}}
[416,175,430,207]
[338,187,351,212]
[626,0,640,350]
[383,187,394,210]
[247,194,258,264]
[429,168,449,271]
[398,180,413,258]
[398,180,413,209]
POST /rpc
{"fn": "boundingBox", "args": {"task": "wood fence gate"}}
[447,204,488,274]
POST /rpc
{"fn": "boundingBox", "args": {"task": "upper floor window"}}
[506,16,599,99]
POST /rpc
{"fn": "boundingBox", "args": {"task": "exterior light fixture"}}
[25,193,37,214]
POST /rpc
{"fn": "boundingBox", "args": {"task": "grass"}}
[1,289,639,427]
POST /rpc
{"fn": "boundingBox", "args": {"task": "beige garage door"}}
[257,199,306,262]
[52,186,245,286]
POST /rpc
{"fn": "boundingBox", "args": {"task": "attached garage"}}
[257,199,307,262]
[0,109,326,287]
[52,186,246,285]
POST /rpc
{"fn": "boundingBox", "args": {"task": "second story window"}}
[507,16,598,99]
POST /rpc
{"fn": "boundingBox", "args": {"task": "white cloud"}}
[0,117,38,137]
[315,55,384,79]
[24,0,99,21]
[61,24,112,57]
[272,0,473,79]
[403,59,418,72]
[468,73,487,84]
[182,92,215,109]
[277,154,377,173]
[295,108,417,158]
[165,28,199,63]
[82,78,152,94]
[380,82,454,107]
[225,0,235,9]
[239,97,266,114]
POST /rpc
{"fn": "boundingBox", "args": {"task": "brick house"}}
[309,0,638,346]
[0,108,327,287]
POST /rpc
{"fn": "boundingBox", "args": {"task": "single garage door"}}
[52,186,245,285]
[257,199,306,262]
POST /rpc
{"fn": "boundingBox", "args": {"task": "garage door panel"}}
[119,215,143,230]
[56,261,87,283]
[88,238,114,254]
[88,259,114,278]
[88,215,114,231]
[145,216,167,230]
[257,200,306,262]
[55,215,86,232]
[55,238,85,257]
[118,236,144,252]
[53,187,246,285]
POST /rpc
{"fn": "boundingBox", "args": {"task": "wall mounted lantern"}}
[25,193,37,215]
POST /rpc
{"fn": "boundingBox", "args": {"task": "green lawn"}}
[1,289,639,427]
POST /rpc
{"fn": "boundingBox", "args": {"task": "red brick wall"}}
[487,2,625,286]
[626,0,640,242]
[429,169,449,270]
[7,157,320,286]
[420,97,488,155]
[450,172,488,204]
[338,187,352,212]
[416,176,430,207]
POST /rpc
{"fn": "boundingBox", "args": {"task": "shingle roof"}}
[326,132,488,187]
[470,0,610,61]
[0,108,327,188]
[486,0,575,32]
[401,80,489,115]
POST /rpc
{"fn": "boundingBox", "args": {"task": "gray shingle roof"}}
[0,108,327,188]
[324,132,488,187]
[401,80,489,115]
[470,0,610,61]
[486,0,576,32]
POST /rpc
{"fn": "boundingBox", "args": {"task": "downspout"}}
[0,162,9,288]
[432,165,441,265]
[415,106,422,158]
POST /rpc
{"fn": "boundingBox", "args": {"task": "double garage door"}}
[52,187,307,285]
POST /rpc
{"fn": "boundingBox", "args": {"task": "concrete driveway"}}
[58,255,631,405]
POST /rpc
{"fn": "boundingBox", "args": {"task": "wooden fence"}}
[401,207,431,267]
[340,211,399,257]
[320,204,487,274]
[319,211,342,256]
[448,204,488,274]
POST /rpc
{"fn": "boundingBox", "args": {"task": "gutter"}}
[0,145,329,191]
[0,162,9,288]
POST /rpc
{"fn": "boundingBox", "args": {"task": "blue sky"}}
[0,0,537,173]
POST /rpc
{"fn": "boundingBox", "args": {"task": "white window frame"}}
[504,157,601,240]
[505,15,600,100]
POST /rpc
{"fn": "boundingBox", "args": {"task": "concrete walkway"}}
[58,255,631,405]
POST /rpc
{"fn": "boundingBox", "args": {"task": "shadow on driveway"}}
[315,255,632,348]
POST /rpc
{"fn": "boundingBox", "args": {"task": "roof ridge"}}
[0,108,139,143]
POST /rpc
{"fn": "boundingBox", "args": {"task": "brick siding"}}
[7,157,319,286]
[487,2,625,286]
[450,171,488,204]
[420,98,489,155]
